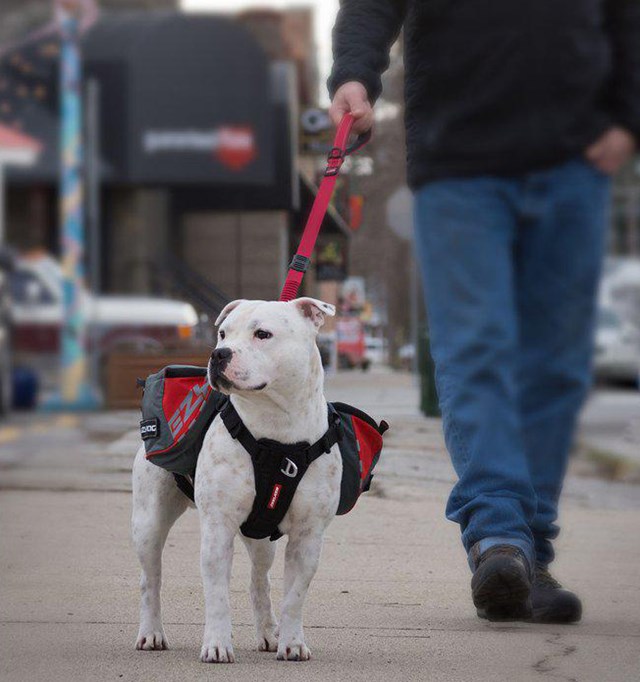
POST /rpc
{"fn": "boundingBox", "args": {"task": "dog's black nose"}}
[210,347,232,371]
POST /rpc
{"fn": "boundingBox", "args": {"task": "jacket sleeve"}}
[605,0,640,141]
[328,0,407,103]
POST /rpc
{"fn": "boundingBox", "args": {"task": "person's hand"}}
[585,127,636,175]
[329,81,374,134]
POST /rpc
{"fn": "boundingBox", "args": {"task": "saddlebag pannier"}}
[139,365,388,527]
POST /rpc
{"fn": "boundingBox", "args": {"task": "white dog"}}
[131,297,341,662]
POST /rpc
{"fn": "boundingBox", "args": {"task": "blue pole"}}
[45,1,99,410]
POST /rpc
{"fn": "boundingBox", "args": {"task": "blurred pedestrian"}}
[329,0,638,622]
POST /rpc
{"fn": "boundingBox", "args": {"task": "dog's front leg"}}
[199,517,236,663]
[277,525,325,661]
[242,536,279,652]
[132,449,189,651]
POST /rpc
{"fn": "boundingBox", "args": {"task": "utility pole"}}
[46,0,99,409]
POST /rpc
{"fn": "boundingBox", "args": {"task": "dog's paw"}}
[257,626,278,652]
[200,640,235,664]
[135,630,168,651]
[276,641,311,662]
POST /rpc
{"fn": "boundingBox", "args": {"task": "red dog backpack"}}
[139,365,388,539]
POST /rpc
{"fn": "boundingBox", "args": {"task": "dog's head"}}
[208,297,335,396]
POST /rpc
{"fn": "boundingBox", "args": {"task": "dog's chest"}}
[195,419,254,512]
[194,416,341,530]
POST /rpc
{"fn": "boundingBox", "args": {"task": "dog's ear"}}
[292,297,336,330]
[215,299,248,326]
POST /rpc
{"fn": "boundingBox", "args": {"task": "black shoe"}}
[471,544,532,621]
[528,566,582,624]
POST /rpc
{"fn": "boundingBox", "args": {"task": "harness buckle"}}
[320,435,332,454]
[330,411,344,441]
[229,421,243,439]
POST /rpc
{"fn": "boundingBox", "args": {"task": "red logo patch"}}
[215,126,256,171]
[268,484,282,510]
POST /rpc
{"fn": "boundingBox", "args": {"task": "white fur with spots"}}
[131,298,341,663]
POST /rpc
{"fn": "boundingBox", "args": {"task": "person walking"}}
[329,0,638,622]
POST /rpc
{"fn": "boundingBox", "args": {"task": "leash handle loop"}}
[279,113,371,302]
[345,128,372,156]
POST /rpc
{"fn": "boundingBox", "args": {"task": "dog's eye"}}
[219,330,225,340]
[254,329,273,340]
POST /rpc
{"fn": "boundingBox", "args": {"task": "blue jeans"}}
[413,159,610,569]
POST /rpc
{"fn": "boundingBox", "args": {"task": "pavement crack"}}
[531,632,579,681]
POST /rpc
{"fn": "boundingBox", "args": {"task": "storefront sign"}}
[142,126,257,171]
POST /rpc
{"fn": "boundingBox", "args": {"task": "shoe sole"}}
[472,561,532,622]
[527,602,582,624]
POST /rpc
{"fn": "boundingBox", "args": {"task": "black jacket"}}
[328,0,640,187]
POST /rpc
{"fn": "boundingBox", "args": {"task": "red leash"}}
[279,113,371,302]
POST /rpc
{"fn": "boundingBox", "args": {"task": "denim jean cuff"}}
[468,537,535,575]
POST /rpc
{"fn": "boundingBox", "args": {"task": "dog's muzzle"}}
[208,347,233,389]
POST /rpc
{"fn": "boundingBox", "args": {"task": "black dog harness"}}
[139,365,387,542]
[220,399,344,541]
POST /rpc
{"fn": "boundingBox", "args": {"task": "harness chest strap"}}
[220,399,344,541]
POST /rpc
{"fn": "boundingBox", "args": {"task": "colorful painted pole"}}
[48,0,98,409]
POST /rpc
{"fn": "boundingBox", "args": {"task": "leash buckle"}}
[324,146,345,177]
[289,254,310,273]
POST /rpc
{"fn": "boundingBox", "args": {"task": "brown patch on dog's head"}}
[292,297,336,330]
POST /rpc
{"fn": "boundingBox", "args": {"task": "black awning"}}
[3,11,296,207]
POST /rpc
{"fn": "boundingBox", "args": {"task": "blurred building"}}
[0,5,351,321]
[238,8,319,107]
[0,1,177,46]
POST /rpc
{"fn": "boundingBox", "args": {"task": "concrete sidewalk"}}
[1,370,639,681]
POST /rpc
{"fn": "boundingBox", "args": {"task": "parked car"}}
[599,257,640,336]
[10,256,199,386]
[0,247,15,415]
[364,336,388,366]
[594,306,640,385]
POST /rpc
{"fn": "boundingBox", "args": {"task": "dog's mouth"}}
[219,378,267,393]
[208,367,266,393]
[246,382,268,391]
[211,373,232,392]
